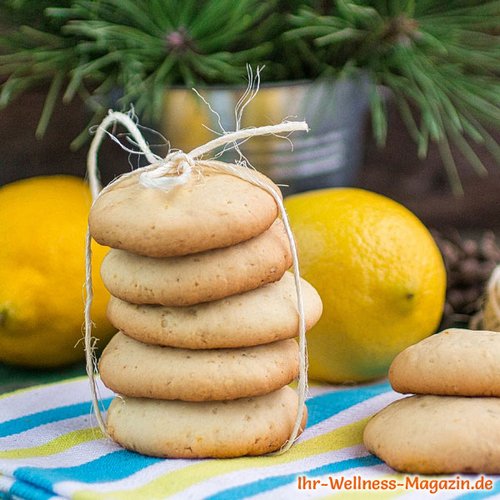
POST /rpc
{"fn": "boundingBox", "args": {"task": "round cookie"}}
[106,386,307,458]
[100,219,292,306]
[363,395,500,474]
[99,332,299,401]
[389,328,500,396]
[106,272,322,349]
[89,161,281,257]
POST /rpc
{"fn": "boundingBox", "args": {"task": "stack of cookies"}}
[364,328,500,474]
[89,161,322,458]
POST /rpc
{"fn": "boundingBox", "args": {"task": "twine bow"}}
[85,110,309,454]
[139,151,194,189]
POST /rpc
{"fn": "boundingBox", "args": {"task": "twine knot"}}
[139,151,195,189]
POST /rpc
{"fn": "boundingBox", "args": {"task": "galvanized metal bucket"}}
[161,74,370,193]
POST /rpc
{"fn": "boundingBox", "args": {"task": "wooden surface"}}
[358,104,500,231]
[0,87,499,231]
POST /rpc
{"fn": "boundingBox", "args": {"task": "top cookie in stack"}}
[89,161,281,258]
[89,161,322,459]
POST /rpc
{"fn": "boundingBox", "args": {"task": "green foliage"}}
[0,0,499,191]
[1,0,314,146]
[0,0,71,30]
[287,0,500,193]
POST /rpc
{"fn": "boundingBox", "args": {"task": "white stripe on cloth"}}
[306,380,395,398]
[0,415,103,452]
[0,473,14,493]
[0,378,97,424]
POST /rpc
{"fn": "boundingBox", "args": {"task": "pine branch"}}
[288,0,500,189]
[0,0,498,193]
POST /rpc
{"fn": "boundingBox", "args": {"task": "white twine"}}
[488,266,500,321]
[84,109,309,453]
[471,265,500,330]
[87,111,159,199]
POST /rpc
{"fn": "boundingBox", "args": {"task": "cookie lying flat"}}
[106,386,307,458]
[107,272,322,349]
[389,328,500,396]
[99,332,299,401]
[363,395,500,474]
[101,219,292,306]
[89,161,281,257]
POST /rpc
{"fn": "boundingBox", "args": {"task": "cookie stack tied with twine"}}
[84,111,322,458]
[364,328,500,474]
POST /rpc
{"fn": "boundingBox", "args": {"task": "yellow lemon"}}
[285,188,446,383]
[0,176,114,367]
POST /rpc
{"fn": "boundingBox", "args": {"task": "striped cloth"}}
[0,378,498,500]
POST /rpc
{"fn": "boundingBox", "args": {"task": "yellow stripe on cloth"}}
[0,428,100,459]
[74,418,369,500]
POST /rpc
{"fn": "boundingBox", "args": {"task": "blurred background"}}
[1,83,499,229]
[0,1,499,388]
[1,1,499,227]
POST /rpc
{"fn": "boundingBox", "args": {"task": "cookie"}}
[363,394,500,474]
[389,328,500,396]
[106,272,322,349]
[106,385,307,458]
[89,161,281,257]
[99,332,299,401]
[100,219,292,306]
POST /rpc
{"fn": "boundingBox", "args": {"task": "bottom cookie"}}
[363,395,500,474]
[106,386,307,458]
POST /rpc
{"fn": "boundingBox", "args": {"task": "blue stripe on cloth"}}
[206,455,382,500]
[9,478,55,500]
[8,383,392,496]
[307,381,390,427]
[14,450,160,487]
[0,399,113,438]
